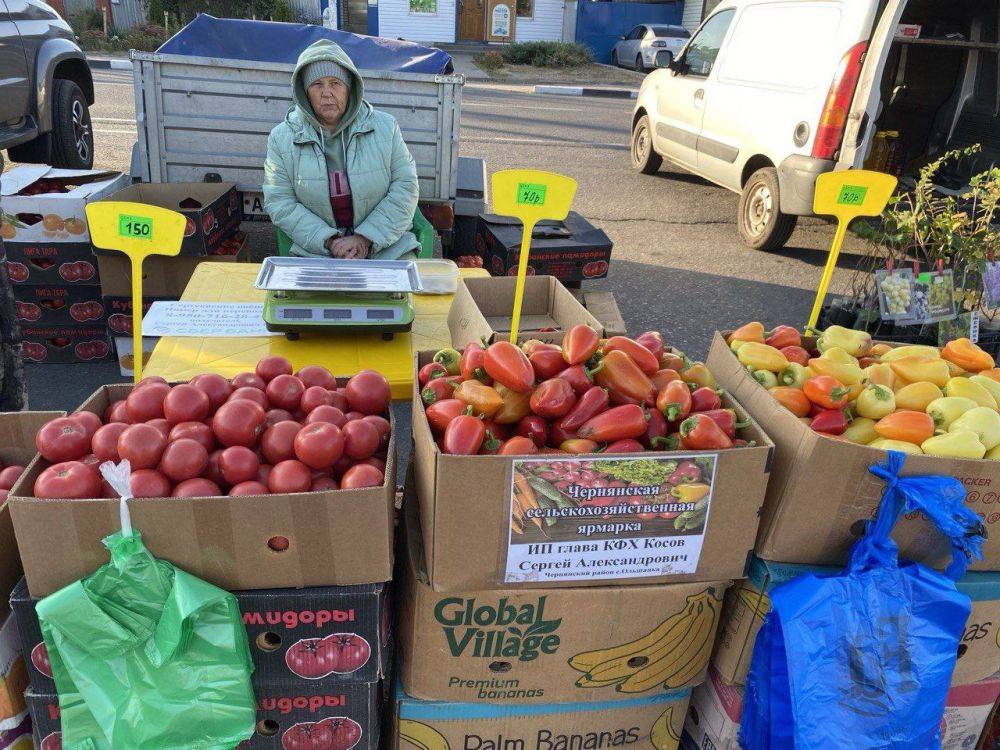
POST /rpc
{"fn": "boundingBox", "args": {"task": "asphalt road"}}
[21,69,871,411]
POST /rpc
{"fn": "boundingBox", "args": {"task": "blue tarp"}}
[157,15,453,74]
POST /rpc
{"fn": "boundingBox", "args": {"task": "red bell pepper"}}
[604,336,660,376]
[522,340,560,356]
[484,341,535,393]
[651,433,680,451]
[562,324,601,365]
[425,399,467,432]
[603,438,645,454]
[548,421,577,447]
[642,407,668,448]
[659,351,688,372]
[530,378,577,420]
[558,386,609,431]
[418,361,449,386]
[578,404,648,442]
[698,408,749,439]
[460,342,491,384]
[765,325,801,349]
[679,413,733,450]
[478,431,503,455]
[421,376,460,405]
[635,331,665,361]
[482,418,510,442]
[516,414,549,448]
[443,414,487,454]
[557,363,600,396]
[498,436,539,455]
[530,348,569,380]
[651,368,682,392]
[779,345,810,367]
[810,409,850,436]
[656,380,692,422]
[594,350,656,405]
[690,386,723,413]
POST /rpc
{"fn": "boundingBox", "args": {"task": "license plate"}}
[241,191,270,221]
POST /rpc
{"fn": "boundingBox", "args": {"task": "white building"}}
[374,0,568,43]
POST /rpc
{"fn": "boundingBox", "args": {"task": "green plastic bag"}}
[36,462,256,750]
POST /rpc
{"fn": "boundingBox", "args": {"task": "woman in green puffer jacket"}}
[264,40,420,260]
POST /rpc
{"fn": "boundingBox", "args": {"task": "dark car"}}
[0,0,94,169]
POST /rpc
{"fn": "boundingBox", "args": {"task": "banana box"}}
[711,556,1000,687]
[393,682,690,750]
[399,496,729,704]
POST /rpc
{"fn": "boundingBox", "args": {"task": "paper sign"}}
[118,214,153,240]
[837,185,869,206]
[939,312,980,346]
[505,455,717,583]
[142,301,280,337]
[516,183,547,206]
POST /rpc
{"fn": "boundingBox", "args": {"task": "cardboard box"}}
[4,242,99,286]
[11,576,391,692]
[19,324,111,364]
[400,498,728,703]
[27,681,384,750]
[707,332,1000,570]
[572,289,628,338]
[96,182,241,256]
[0,617,27,732]
[0,166,128,244]
[475,212,612,283]
[412,350,773,592]
[711,556,1000,688]
[112,336,159,378]
[12,284,105,327]
[448,276,604,347]
[8,383,397,597]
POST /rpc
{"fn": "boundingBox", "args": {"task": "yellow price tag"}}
[491,169,577,342]
[85,201,187,382]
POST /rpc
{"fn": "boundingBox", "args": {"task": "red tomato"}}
[35,417,90,462]
[340,464,384,489]
[159,439,208,483]
[284,637,339,678]
[70,411,102,440]
[297,365,336,390]
[126,382,170,422]
[105,400,132,424]
[282,723,334,750]
[265,408,295,428]
[163,384,211,424]
[79,453,101,473]
[147,418,171,439]
[266,374,305,411]
[204,449,227,488]
[219,446,259,485]
[261,421,301,465]
[256,355,293,383]
[360,456,386,473]
[325,633,371,673]
[345,370,391,415]
[228,386,269,409]
[362,415,391,449]
[0,465,25,491]
[305,405,347,427]
[341,420,379,461]
[91,423,129,461]
[268,460,312,493]
[129,469,172,498]
[212,400,267,448]
[293,423,344,469]
[300,386,335,414]
[255,464,273,486]
[168,421,215,452]
[190,373,232,412]
[34,461,100,499]
[328,390,349,412]
[229,481,268,496]
[231,372,266,390]
[344,411,364,422]
[319,717,362,750]
[135,375,168,389]
[118,424,167,470]
[172,478,222,498]
[311,476,339,491]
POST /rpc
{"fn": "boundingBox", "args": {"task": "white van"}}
[631,0,999,250]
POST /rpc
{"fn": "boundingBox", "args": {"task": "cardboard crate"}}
[95,182,241,256]
[399,496,728,703]
[448,276,604,347]
[27,681,384,750]
[19,324,111,364]
[711,556,1000,688]
[0,166,128,245]
[571,289,628,338]
[412,351,774,591]
[11,577,391,692]
[12,284,105,327]
[4,242,99,286]
[706,332,1000,569]
[8,383,396,597]
[475,212,612,283]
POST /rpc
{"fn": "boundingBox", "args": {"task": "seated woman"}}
[264,40,420,260]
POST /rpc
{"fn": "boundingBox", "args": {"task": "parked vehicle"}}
[612,24,690,72]
[0,0,94,169]
[631,0,999,250]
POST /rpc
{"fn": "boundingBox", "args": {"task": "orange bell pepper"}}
[889,356,951,388]
[651,368,682,391]
[453,380,504,417]
[942,338,995,373]
[765,325,801,349]
[594,349,656,404]
[680,361,717,389]
[728,322,765,344]
[869,343,893,357]
[865,363,895,389]
[770,386,811,417]
[874,410,935,445]
[659,351,688,371]
[802,375,851,410]
[977,368,1000,383]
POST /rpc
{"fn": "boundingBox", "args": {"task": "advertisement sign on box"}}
[19,324,111,364]
[13,285,105,327]
[4,242,99,286]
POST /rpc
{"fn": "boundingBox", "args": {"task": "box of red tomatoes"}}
[4,242,100,287]
[19,324,111,364]
[12,284,106,327]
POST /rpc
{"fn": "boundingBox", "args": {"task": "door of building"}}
[457,0,485,40]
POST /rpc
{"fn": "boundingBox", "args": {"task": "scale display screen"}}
[323,309,352,320]
[281,308,313,320]
[367,309,396,320]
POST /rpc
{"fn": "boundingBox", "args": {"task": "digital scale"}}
[254,257,423,340]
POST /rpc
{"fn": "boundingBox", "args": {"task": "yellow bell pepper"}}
[880,345,942,362]
[889,357,951,387]
[779,363,811,389]
[869,438,923,454]
[894,381,943,410]
[921,430,986,459]
[970,375,1000,405]
[865,363,895,389]
[950,407,1000,451]
[944,377,998,408]
[809,357,863,385]
[925,396,978,429]
[820,346,860,365]
[816,325,872,357]
[670,483,711,502]
[869,343,893,357]
[680,361,716,389]
[986,444,1000,460]
[944,360,968,378]
[977,368,1000,383]
[749,368,779,389]
[727,322,765,344]
[842,417,878,445]
[856,384,896,420]
[737,342,789,373]
[942,337,995,373]
[730,339,749,353]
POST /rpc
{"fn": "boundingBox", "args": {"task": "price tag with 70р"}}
[85,201,187,382]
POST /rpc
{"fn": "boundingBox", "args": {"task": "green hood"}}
[290,40,366,136]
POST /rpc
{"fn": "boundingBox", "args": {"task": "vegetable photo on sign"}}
[875,268,915,321]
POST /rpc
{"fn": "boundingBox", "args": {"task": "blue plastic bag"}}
[740,450,986,750]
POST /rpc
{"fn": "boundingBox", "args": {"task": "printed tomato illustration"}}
[6,261,28,282]
[109,313,131,334]
[182,217,196,237]
[91,340,109,358]
[87,301,105,320]
[64,217,86,235]
[583,260,609,278]
[507,265,535,276]
[40,732,62,750]
[76,260,95,280]
[22,342,47,361]
[317,717,362,750]
[69,302,90,322]
[285,637,340,679]
[324,633,371,674]
[58,262,82,282]
[281,722,334,750]
[16,301,41,321]
[31,641,52,677]
[201,208,217,234]
[75,342,95,360]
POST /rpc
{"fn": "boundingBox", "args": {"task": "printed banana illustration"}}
[650,706,681,750]
[570,588,722,693]
[398,719,450,750]
[736,581,771,616]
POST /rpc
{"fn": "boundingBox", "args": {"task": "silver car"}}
[612,24,690,72]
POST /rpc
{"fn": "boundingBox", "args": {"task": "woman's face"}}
[307,76,350,128]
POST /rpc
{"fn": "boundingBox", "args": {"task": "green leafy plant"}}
[473,50,505,73]
[500,41,592,68]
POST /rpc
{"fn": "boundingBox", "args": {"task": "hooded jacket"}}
[263,40,420,259]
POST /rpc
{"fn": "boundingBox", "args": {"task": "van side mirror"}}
[654,50,674,69]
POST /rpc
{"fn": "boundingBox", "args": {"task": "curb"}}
[532,85,637,99]
[87,57,132,71]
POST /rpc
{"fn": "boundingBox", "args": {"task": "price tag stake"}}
[491,169,578,343]
[85,201,187,382]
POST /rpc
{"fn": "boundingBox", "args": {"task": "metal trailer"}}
[129,50,464,220]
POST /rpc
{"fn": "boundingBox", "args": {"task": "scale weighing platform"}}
[254,257,423,340]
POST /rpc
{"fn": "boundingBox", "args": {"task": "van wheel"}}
[631,115,662,174]
[738,167,797,250]
[50,79,94,169]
